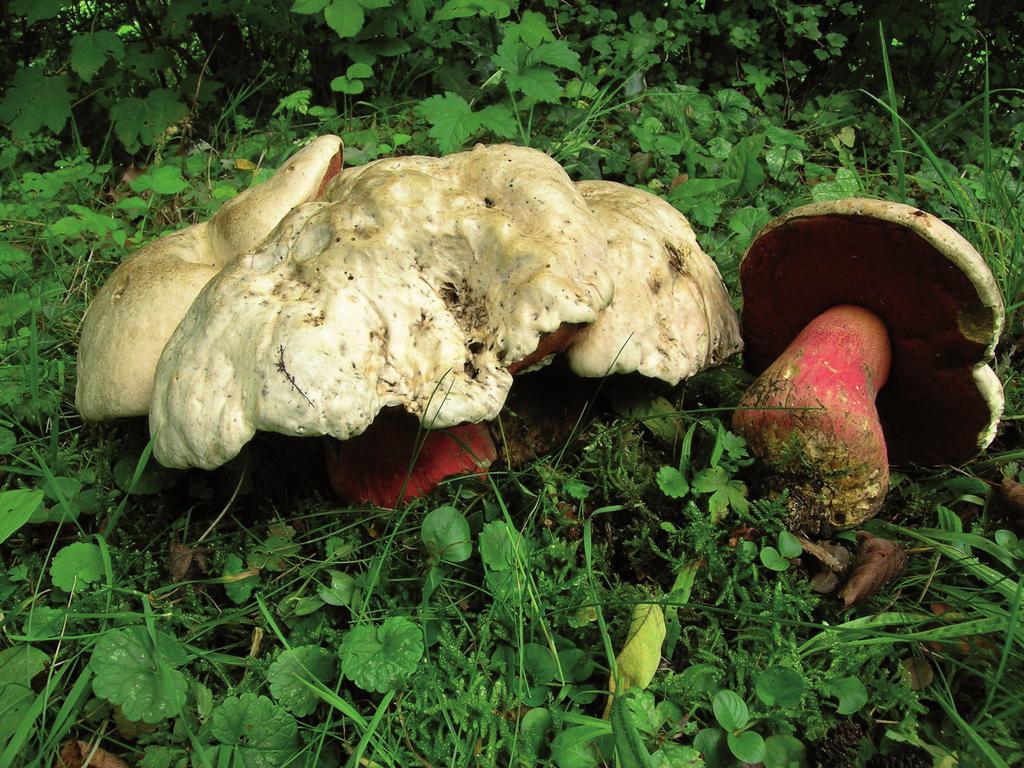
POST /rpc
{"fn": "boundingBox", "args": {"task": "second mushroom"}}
[732,198,1004,531]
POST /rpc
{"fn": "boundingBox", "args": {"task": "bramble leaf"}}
[0,68,74,139]
[109,89,187,152]
[10,0,63,25]
[211,693,298,767]
[50,541,104,592]
[70,30,125,82]
[267,645,337,716]
[339,616,424,693]
[90,626,189,723]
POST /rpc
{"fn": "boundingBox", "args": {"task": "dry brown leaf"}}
[168,542,207,582]
[837,531,906,607]
[56,740,130,768]
[901,656,934,690]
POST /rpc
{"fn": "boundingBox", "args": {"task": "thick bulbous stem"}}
[324,411,496,508]
[732,305,892,529]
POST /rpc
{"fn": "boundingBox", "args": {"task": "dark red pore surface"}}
[325,409,497,508]
[740,215,996,465]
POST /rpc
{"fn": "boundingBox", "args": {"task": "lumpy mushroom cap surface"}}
[739,197,1004,465]
[568,181,742,383]
[150,144,615,469]
[76,135,344,420]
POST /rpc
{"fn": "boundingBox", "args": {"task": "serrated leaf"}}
[475,104,518,139]
[691,466,748,517]
[10,0,64,24]
[324,0,365,37]
[610,602,665,694]
[339,616,424,693]
[0,644,50,743]
[723,133,766,197]
[434,0,512,21]
[109,89,188,152]
[0,488,43,544]
[211,693,298,767]
[506,67,563,103]
[528,40,581,72]
[0,68,74,139]
[50,541,104,592]
[70,30,125,82]
[130,165,189,195]
[267,645,337,716]
[416,92,480,154]
[656,467,689,499]
[712,690,748,730]
[90,626,189,723]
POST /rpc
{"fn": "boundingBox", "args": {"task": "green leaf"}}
[330,75,365,94]
[778,531,803,559]
[317,569,356,606]
[324,0,364,37]
[823,676,868,714]
[267,645,337,716]
[90,626,189,723]
[417,92,480,155]
[347,61,373,79]
[290,0,329,11]
[0,489,43,544]
[763,734,808,768]
[10,0,64,24]
[70,30,125,82]
[109,89,188,152]
[759,546,790,572]
[0,644,50,743]
[0,68,73,139]
[475,104,518,139]
[528,41,581,72]
[692,728,728,768]
[691,466,748,517]
[656,467,689,499]
[479,520,527,571]
[550,725,605,768]
[129,165,190,195]
[0,427,15,455]
[339,616,424,693]
[421,505,472,563]
[506,67,563,103]
[222,554,259,604]
[711,690,748,730]
[112,453,179,495]
[728,730,766,763]
[755,666,805,707]
[810,167,862,202]
[726,206,771,247]
[612,603,666,694]
[50,541,104,592]
[211,693,298,767]
[723,133,766,197]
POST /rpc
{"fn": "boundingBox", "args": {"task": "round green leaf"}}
[728,730,766,764]
[90,626,188,723]
[712,690,748,730]
[421,505,472,563]
[211,693,297,767]
[113,454,179,495]
[823,676,868,714]
[759,546,790,572]
[656,466,689,498]
[778,531,803,558]
[764,734,808,768]
[50,541,104,593]
[267,645,337,716]
[756,666,805,707]
[0,427,16,455]
[339,616,424,693]
[346,61,373,79]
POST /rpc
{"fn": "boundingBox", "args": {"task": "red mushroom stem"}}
[325,410,496,508]
[732,304,892,528]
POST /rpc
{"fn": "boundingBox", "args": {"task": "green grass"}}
[1,55,1023,768]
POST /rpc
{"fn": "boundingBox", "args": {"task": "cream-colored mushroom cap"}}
[150,144,615,470]
[740,197,1004,464]
[75,135,343,420]
[567,181,742,382]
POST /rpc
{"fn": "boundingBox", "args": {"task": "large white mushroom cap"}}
[76,135,343,420]
[567,181,743,383]
[150,144,616,469]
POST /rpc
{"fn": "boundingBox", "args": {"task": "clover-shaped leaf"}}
[339,616,424,693]
[267,645,337,716]
[90,626,189,723]
[211,693,297,768]
[50,541,104,593]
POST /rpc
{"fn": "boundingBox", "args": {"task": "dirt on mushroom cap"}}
[149,144,615,470]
